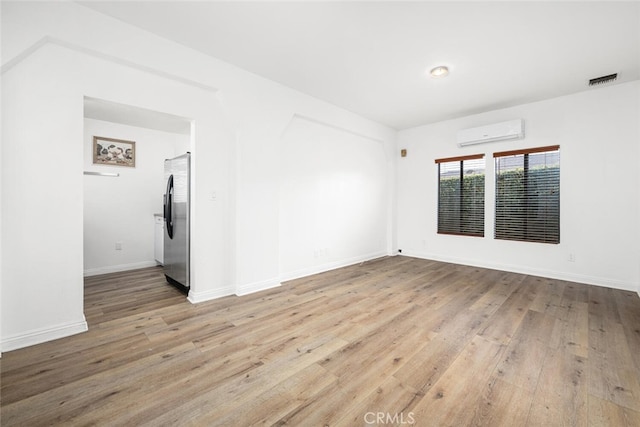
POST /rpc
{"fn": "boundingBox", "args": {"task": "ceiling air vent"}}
[588,73,617,87]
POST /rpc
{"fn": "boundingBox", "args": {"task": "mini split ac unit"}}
[456,119,524,147]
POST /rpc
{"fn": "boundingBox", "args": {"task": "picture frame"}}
[93,136,136,167]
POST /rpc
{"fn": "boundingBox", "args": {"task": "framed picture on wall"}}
[93,136,136,167]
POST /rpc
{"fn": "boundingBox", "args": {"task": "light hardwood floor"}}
[2,256,640,426]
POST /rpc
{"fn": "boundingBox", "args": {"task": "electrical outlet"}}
[115,242,122,251]
[568,253,575,262]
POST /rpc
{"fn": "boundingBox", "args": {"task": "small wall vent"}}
[588,73,617,86]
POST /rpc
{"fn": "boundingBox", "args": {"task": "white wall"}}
[83,118,189,276]
[1,41,229,351]
[2,46,87,350]
[0,1,4,357]
[397,81,640,292]
[1,1,395,350]
[279,116,389,282]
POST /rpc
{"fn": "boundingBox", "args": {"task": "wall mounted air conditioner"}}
[456,119,524,147]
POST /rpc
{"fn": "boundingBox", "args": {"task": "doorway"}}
[82,97,192,285]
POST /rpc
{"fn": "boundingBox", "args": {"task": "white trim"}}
[191,252,389,301]
[401,250,637,293]
[287,113,385,145]
[280,251,389,283]
[187,285,235,304]
[236,278,281,296]
[1,318,88,352]
[0,37,49,75]
[83,261,159,277]
[1,37,219,94]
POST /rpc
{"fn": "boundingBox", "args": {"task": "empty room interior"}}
[1,1,640,426]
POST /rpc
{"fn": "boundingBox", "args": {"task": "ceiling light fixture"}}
[430,66,449,78]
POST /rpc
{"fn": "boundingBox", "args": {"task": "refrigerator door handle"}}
[164,174,174,239]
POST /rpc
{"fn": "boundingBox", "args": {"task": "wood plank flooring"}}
[2,256,640,426]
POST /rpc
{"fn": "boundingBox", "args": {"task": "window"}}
[494,145,560,244]
[436,154,485,237]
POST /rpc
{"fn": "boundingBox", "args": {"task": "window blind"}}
[436,154,485,237]
[494,146,560,244]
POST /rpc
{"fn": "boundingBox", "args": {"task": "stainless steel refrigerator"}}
[163,153,190,291]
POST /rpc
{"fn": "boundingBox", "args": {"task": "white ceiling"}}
[84,97,192,135]
[79,1,640,130]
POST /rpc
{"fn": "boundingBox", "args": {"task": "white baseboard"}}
[84,261,158,277]
[188,252,389,303]
[280,251,389,283]
[1,318,88,352]
[187,285,235,304]
[236,278,281,296]
[401,250,638,293]
[188,279,283,302]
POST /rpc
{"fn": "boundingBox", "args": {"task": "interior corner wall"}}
[278,116,389,281]
[397,80,640,292]
[230,100,395,296]
[83,119,190,276]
